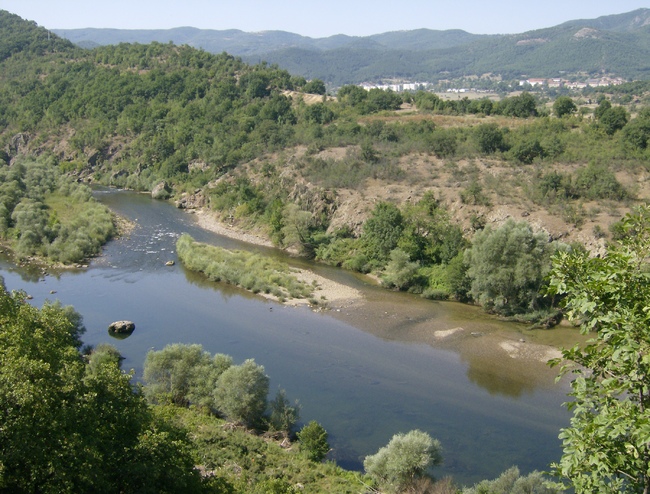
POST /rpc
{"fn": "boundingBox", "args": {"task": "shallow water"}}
[0,188,574,485]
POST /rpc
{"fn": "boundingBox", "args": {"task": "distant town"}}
[359,76,626,93]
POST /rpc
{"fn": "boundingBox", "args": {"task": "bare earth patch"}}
[499,340,562,362]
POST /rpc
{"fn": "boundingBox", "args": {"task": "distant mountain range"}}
[53,9,650,86]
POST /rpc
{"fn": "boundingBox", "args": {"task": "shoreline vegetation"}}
[191,209,364,307]
[187,207,564,364]
[176,232,362,307]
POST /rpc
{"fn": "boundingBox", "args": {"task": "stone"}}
[151,181,172,200]
[108,320,135,334]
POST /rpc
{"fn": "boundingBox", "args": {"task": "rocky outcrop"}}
[151,181,172,200]
[108,320,135,334]
[9,133,30,155]
[175,190,206,209]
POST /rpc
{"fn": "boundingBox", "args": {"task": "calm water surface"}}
[0,188,572,486]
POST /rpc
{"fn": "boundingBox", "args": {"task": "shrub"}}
[381,248,420,290]
[364,430,443,493]
[297,421,329,462]
[215,359,269,428]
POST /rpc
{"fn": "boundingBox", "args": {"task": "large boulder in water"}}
[108,320,135,334]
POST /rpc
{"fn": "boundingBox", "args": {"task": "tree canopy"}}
[548,205,650,492]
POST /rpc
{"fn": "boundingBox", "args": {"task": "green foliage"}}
[622,107,650,150]
[302,79,326,95]
[547,205,650,493]
[573,162,628,201]
[86,343,123,377]
[381,248,421,290]
[509,138,544,164]
[364,429,443,493]
[465,220,559,316]
[164,406,365,493]
[474,123,508,154]
[361,202,404,263]
[143,343,231,410]
[267,388,301,437]
[0,160,114,263]
[176,234,313,301]
[0,283,202,493]
[462,466,560,494]
[497,92,538,118]
[215,359,270,428]
[297,421,330,462]
[598,105,629,135]
[552,96,577,118]
[460,180,491,206]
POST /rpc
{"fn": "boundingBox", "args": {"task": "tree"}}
[381,248,420,290]
[215,358,269,428]
[0,282,201,492]
[474,123,507,154]
[462,466,560,494]
[465,220,559,315]
[547,205,650,493]
[297,420,329,462]
[364,429,443,493]
[362,202,404,263]
[599,105,629,135]
[303,79,326,95]
[267,388,301,437]
[623,108,650,150]
[143,343,215,407]
[553,96,577,118]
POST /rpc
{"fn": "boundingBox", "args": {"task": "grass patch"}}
[154,405,368,493]
[176,234,314,301]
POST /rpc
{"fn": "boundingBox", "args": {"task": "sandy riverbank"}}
[192,209,363,308]
[190,209,567,368]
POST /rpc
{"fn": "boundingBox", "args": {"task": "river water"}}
[0,188,573,486]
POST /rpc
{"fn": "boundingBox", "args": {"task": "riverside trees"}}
[0,282,202,493]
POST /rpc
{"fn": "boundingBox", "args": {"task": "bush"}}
[364,430,443,493]
[215,359,269,428]
[267,388,301,437]
[462,466,560,493]
[465,220,558,315]
[509,139,544,164]
[381,248,420,290]
[297,421,329,462]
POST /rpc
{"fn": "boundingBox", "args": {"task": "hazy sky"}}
[1,1,648,37]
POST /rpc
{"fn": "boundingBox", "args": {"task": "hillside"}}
[3,10,650,491]
[49,9,650,85]
[1,9,650,317]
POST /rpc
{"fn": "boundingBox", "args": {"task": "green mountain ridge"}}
[48,8,650,84]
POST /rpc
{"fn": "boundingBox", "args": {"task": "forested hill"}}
[2,8,650,276]
[0,10,74,61]
[50,9,650,84]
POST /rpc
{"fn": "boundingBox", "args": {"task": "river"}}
[0,188,574,486]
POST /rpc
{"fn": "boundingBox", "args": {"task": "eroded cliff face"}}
[201,144,644,255]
